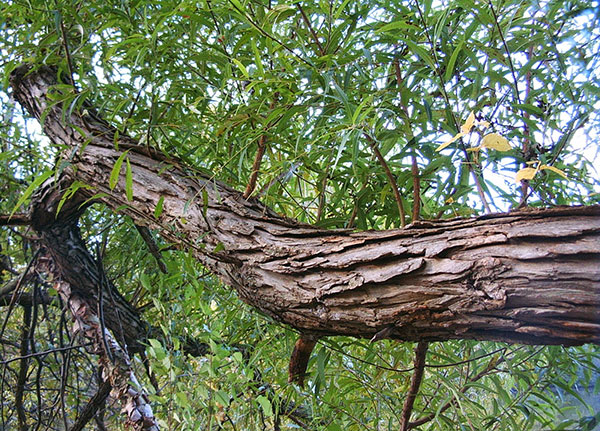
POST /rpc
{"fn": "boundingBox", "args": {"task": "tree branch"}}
[399,341,428,431]
[0,213,31,226]
[9,64,600,346]
[69,380,112,431]
[364,133,407,227]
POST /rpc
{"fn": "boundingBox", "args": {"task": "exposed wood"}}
[10,65,600,346]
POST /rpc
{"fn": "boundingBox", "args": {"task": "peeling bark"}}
[29,183,158,430]
[9,64,600,346]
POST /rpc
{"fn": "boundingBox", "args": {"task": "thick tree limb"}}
[9,65,600,346]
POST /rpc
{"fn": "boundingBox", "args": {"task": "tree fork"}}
[10,64,600,346]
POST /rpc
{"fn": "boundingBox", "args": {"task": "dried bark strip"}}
[10,65,600,346]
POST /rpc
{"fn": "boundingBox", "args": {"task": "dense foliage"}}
[1,0,599,429]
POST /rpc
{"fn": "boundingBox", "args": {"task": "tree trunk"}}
[10,65,600,346]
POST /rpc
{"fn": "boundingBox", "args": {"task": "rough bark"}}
[10,64,600,346]
[29,181,159,430]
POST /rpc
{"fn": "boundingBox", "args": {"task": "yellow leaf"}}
[460,111,476,134]
[539,164,568,179]
[436,132,465,152]
[515,167,537,182]
[477,120,490,129]
[481,133,511,151]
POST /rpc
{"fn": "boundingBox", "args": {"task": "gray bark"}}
[10,64,600,346]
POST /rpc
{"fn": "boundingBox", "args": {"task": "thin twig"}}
[69,380,112,431]
[364,133,406,227]
[134,224,167,273]
[393,59,421,221]
[399,342,428,431]
[54,0,76,85]
[410,154,420,221]
[487,0,521,105]
[15,305,32,431]
[409,353,505,428]
[296,3,325,55]
[227,0,313,67]
[243,134,267,198]
[0,213,31,226]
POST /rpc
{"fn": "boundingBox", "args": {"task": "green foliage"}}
[1,0,599,429]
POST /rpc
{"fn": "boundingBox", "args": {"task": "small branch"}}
[15,305,32,431]
[69,380,112,431]
[399,342,428,431]
[316,169,329,221]
[0,213,31,226]
[243,134,268,199]
[134,224,167,274]
[244,95,278,199]
[488,0,521,105]
[364,133,406,227]
[0,249,39,341]
[408,353,505,429]
[54,1,76,85]
[392,59,420,221]
[296,3,325,55]
[411,154,420,221]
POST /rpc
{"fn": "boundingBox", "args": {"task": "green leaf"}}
[376,20,419,33]
[232,59,249,78]
[56,181,92,215]
[202,189,208,217]
[154,196,165,218]
[404,39,436,69]
[10,169,54,218]
[444,41,464,82]
[109,150,129,190]
[256,395,273,417]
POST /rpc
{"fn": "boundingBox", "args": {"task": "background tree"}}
[1,0,599,430]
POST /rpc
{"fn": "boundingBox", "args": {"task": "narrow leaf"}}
[436,132,465,152]
[232,59,249,78]
[256,395,273,417]
[540,164,568,179]
[515,167,537,182]
[154,196,165,218]
[444,41,463,82]
[10,169,54,218]
[109,150,129,190]
[460,111,476,134]
[125,157,133,201]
